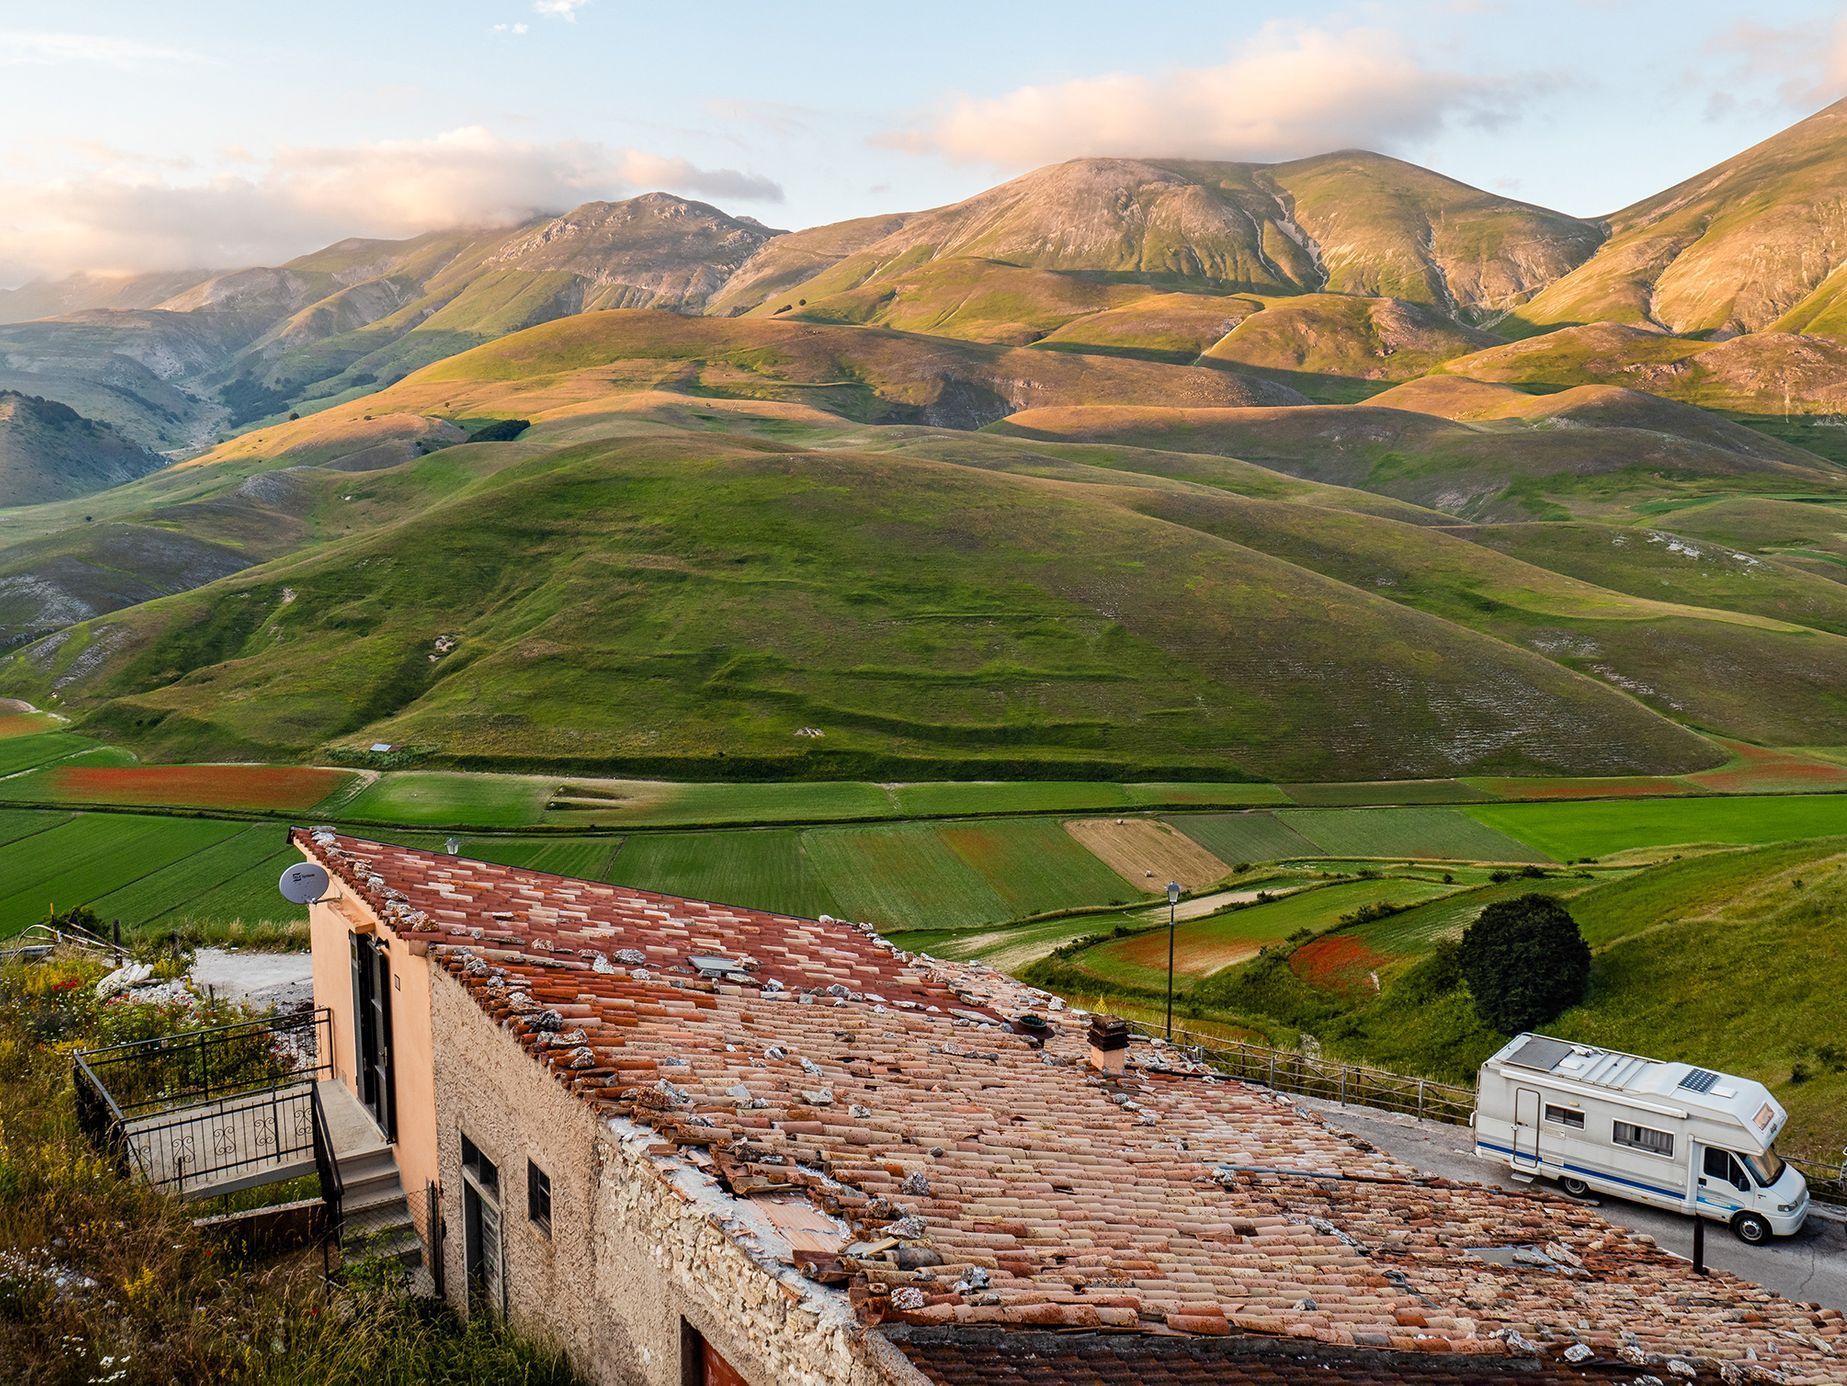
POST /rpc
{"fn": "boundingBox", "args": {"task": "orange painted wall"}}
[303,858,441,1218]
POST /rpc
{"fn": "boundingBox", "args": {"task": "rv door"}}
[1512,1087,1542,1169]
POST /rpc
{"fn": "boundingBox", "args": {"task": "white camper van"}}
[1474,1033,1808,1243]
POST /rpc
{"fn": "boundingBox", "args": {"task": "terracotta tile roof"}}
[296,830,1847,1385]
[887,1326,1654,1384]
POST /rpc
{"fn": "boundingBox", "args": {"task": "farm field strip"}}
[46,763,355,813]
[1169,811,1321,865]
[0,814,250,935]
[1091,877,1461,983]
[802,822,1013,930]
[87,826,300,930]
[0,732,106,779]
[1280,779,1495,805]
[0,712,59,739]
[1468,793,1847,860]
[604,828,840,921]
[0,807,72,848]
[938,817,1142,916]
[1064,818,1229,891]
[339,771,557,827]
[1283,807,1549,863]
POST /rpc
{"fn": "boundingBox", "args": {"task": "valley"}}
[3,94,1845,1179]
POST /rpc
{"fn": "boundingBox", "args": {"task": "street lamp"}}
[1165,881,1181,1041]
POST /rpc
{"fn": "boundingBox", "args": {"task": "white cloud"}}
[0,31,201,67]
[1706,18,1847,113]
[881,23,1529,167]
[534,0,591,20]
[0,127,783,282]
[492,21,530,35]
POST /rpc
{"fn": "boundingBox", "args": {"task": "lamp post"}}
[1165,881,1181,1041]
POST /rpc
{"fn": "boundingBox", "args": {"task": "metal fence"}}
[72,1007,334,1196]
[1147,1023,1847,1210]
[75,1007,331,1116]
[1151,1025,1476,1124]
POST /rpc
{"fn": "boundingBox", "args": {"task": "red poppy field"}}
[1288,934,1393,995]
[49,764,352,813]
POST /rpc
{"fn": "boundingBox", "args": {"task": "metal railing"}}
[73,1050,136,1179]
[309,1082,344,1276]
[1148,1024,1476,1124]
[124,1078,322,1194]
[1784,1151,1847,1210]
[72,1006,334,1197]
[1145,1023,1847,1209]
[75,1007,331,1116]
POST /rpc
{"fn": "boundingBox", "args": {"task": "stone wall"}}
[428,963,925,1386]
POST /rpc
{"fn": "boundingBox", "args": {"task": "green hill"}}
[1520,98,1847,337]
[731,155,1601,321]
[0,391,166,507]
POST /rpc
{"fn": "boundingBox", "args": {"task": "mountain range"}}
[0,98,1842,782]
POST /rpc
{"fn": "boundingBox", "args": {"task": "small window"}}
[1544,1104,1585,1129]
[1613,1120,1673,1157]
[461,1133,499,1195]
[527,1159,552,1236]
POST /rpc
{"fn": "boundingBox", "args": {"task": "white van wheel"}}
[1731,1212,1771,1244]
[1559,1176,1591,1197]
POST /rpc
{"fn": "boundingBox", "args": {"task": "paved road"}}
[1302,1098,1847,1312]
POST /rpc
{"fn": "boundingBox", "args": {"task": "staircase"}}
[334,1142,425,1275]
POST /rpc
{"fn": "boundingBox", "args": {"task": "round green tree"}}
[1458,893,1591,1033]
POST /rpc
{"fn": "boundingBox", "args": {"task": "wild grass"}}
[0,952,580,1385]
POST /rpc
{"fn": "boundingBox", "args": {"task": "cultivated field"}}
[1064,818,1229,890]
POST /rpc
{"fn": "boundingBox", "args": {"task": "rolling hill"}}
[723,155,1602,320]
[1519,97,1847,336]
[2,103,1845,784]
[0,392,166,508]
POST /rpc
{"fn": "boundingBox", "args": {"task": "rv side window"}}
[1612,1121,1673,1157]
[1543,1104,1584,1129]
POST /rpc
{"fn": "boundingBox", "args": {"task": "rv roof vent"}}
[1505,1035,1574,1073]
[1678,1068,1722,1094]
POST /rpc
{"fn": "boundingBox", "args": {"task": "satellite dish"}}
[279,861,331,905]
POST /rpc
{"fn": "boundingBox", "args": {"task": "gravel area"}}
[187,947,313,1011]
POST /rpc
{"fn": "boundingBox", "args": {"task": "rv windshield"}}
[1745,1150,1785,1185]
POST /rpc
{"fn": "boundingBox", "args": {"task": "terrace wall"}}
[427,965,925,1386]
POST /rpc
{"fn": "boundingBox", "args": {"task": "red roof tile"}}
[296,830,1847,1385]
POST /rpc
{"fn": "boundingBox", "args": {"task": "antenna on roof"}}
[278,861,331,906]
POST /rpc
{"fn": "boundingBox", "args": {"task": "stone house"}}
[294,828,1846,1385]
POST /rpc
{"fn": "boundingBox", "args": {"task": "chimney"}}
[1085,1016,1130,1076]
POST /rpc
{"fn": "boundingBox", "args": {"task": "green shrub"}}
[1457,893,1590,1033]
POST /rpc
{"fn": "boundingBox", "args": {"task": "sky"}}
[0,0,1842,285]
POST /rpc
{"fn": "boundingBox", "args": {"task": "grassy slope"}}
[1518,98,1847,336]
[7,370,1732,780]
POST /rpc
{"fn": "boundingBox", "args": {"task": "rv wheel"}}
[1731,1212,1771,1245]
[1559,1176,1591,1197]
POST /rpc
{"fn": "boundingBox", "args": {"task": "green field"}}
[1170,812,1322,864]
[340,772,556,827]
[0,814,253,934]
[604,828,839,919]
[1284,807,1548,862]
[1467,793,1847,859]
